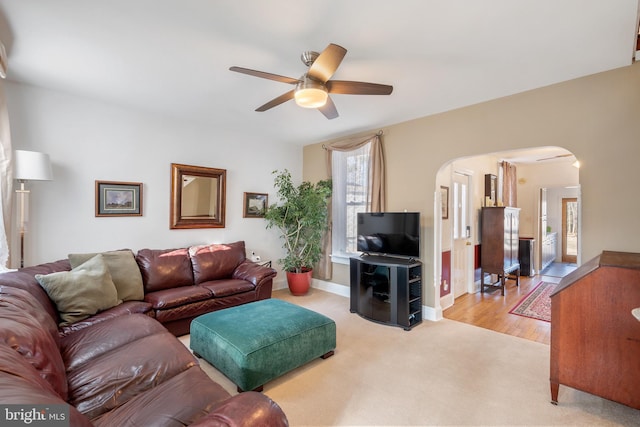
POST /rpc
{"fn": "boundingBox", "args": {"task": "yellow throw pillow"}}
[36,254,122,327]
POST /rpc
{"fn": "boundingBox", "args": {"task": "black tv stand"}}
[350,255,422,330]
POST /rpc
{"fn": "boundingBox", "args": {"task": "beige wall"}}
[303,62,640,318]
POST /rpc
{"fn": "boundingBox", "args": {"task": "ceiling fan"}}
[229,43,393,120]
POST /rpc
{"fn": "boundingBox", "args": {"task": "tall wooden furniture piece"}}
[550,251,640,410]
[480,207,520,295]
[350,255,422,331]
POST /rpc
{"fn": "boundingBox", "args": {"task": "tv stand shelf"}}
[350,255,422,331]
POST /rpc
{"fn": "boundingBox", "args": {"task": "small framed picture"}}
[243,192,268,218]
[484,174,497,206]
[440,186,449,219]
[95,181,142,217]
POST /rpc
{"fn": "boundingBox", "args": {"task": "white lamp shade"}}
[14,150,53,181]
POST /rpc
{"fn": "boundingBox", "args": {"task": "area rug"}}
[509,282,556,322]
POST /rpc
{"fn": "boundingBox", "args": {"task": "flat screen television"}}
[356,212,420,259]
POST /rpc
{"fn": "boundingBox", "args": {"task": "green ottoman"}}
[190,299,336,392]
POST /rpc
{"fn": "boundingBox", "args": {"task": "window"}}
[331,143,371,262]
[452,177,468,240]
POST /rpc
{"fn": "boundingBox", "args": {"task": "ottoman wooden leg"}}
[238,385,263,393]
[321,350,335,359]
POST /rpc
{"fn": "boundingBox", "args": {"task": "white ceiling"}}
[0,0,638,149]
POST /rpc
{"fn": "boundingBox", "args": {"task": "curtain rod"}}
[322,130,384,150]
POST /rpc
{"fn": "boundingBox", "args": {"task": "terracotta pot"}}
[286,268,312,296]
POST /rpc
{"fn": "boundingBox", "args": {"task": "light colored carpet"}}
[180,289,639,426]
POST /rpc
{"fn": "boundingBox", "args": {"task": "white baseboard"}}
[423,305,443,322]
[272,277,288,291]
[311,278,350,297]
[440,292,454,311]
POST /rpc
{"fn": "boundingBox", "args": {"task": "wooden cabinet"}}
[550,251,640,409]
[540,232,557,272]
[480,207,520,295]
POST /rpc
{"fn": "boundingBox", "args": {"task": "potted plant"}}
[264,169,332,295]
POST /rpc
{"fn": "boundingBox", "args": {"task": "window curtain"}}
[0,40,13,271]
[501,161,517,207]
[318,132,386,280]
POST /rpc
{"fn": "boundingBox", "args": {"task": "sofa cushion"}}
[136,248,194,292]
[64,316,200,420]
[60,314,169,372]
[0,344,93,427]
[189,241,246,284]
[69,250,144,301]
[199,278,255,298]
[144,285,212,310]
[0,286,68,400]
[35,254,122,327]
[153,298,224,324]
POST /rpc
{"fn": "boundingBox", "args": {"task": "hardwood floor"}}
[443,263,577,345]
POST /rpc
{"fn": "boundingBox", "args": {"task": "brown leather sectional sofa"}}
[0,240,287,426]
[32,240,276,337]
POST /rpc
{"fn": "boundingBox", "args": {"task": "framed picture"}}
[440,186,449,219]
[484,174,497,206]
[95,181,142,217]
[243,192,268,218]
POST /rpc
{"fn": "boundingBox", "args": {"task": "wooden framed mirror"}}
[170,163,226,229]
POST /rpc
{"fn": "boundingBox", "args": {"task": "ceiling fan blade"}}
[327,80,393,95]
[318,96,339,120]
[307,43,347,83]
[229,66,300,85]
[255,90,295,112]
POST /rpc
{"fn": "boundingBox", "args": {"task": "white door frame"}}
[452,169,475,296]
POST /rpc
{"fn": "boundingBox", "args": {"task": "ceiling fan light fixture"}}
[294,78,328,108]
[230,43,393,118]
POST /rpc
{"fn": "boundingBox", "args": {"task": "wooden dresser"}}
[480,207,520,295]
[550,251,640,409]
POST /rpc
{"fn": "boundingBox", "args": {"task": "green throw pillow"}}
[68,250,144,301]
[36,254,122,327]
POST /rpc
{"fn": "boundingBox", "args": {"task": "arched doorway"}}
[436,146,580,311]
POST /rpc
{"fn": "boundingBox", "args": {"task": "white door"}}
[452,172,473,298]
[561,197,578,263]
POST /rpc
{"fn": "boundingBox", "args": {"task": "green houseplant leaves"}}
[264,170,332,273]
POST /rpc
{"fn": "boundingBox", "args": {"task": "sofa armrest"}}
[190,391,288,427]
[232,260,276,287]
